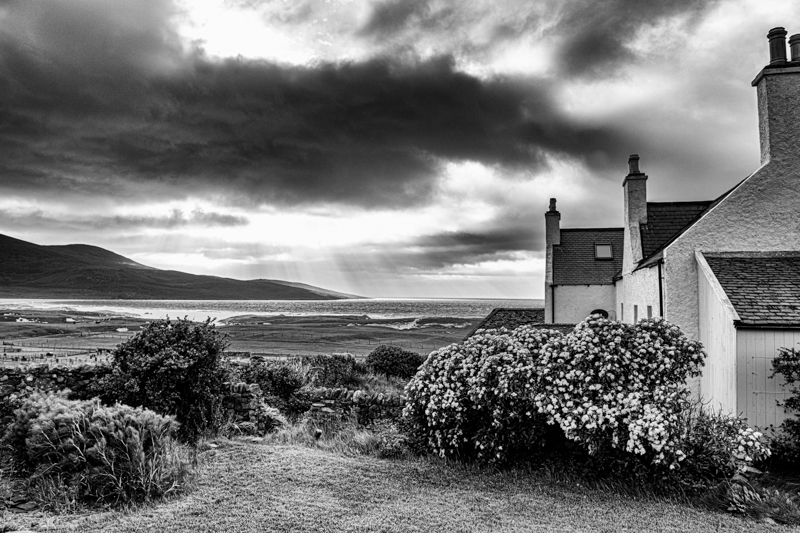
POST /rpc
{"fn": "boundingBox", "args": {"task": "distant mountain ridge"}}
[0,233,362,300]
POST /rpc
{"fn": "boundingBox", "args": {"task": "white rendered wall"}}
[617,265,661,323]
[697,255,739,415]
[664,158,800,341]
[553,285,616,324]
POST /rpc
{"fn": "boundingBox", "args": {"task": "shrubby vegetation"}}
[235,359,311,417]
[366,345,424,380]
[403,316,771,487]
[3,391,189,506]
[404,327,554,464]
[770,346,800,470]
[98,318,231,443]
[301,353,367,388]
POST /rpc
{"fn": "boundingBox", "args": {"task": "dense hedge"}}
[97,317,231,443]
[366,345,424,379]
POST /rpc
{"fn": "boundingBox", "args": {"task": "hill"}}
[0,234,362,300]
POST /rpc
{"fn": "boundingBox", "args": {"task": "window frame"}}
[594,243,613,260]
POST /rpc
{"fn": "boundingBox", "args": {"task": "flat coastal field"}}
[0,308,474,367]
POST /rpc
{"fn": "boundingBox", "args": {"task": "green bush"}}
[403,326,558,465]
[366,345,424,379]
[677,409,770,488]
[302,354,366,388]
[3,391,189,506]
[770,346,800,470]
[236,360,310,416]
[97,317,231,443]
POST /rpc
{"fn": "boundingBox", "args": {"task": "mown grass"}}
[4,439,793,533]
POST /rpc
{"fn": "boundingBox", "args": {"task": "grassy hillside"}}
[0,234,360,300]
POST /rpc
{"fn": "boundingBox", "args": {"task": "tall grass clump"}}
[3,391,190,507]
[98,317,230,443]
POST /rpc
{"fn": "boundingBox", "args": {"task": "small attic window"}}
[595,243,613,260]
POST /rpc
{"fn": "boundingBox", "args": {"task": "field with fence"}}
[0,311,475,368]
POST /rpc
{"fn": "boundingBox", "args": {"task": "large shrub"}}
[403,326,559,464]
[366,345,424,380]
[534,316,707,468]
[3,391,188,505]
[98,317,230,443]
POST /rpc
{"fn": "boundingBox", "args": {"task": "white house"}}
[545,27,800,428]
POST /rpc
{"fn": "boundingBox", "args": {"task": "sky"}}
[1,0,798,299]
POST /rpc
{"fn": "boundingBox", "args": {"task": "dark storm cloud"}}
[0,0,630,209]
[0,208,247,231]
[409,225,540,268]
[550,0,721,78]
[357,0,720,79]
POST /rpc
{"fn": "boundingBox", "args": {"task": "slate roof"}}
[640,201,713,258]
[636,182,743,270]
[704,252,800,327]
[464,308,578,340]
[553,229,624,285]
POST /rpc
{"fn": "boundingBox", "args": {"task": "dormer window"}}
[595,243,613,260]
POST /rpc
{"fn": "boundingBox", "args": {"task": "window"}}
[620,303,624,321]
[595,244,613,259]
[647,305,652,319]
[590,309,608,319]
[634,305,638,322]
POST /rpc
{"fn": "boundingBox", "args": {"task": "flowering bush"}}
[534,316,706,467]
[678,409,771,485]
[403,327,559,464]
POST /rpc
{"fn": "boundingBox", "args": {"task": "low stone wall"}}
[306,386,405,425]
[0,365,276,433]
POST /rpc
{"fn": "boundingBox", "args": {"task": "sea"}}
[0,298,544,323]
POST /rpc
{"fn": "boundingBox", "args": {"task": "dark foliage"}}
[771,347,800,471]
[301,354,367,388]
[366,345,424,379]
[97,317,231,443]
[236,361,310,417]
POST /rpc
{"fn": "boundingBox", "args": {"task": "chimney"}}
[790,34,800,62]
[622,154,647,272]
[768,27,788,64]
[752,27,800,165]
[545,198,560,246]
[544,198,560,323]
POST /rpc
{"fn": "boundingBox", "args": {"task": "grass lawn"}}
[5,440,792,533]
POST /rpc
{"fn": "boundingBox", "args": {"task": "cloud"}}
[548,0,721,78]
[0,207,248,231]
[0,0,633,210]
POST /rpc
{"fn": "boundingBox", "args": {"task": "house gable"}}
[552,228,624,285]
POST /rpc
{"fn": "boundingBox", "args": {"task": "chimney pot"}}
[767,27,788,64]
[628,154,640,175]
[548,198,557,212]
[789,34,800,61]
